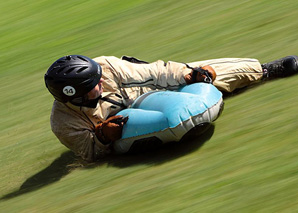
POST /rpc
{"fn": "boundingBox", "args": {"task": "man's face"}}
[87,78,104,100]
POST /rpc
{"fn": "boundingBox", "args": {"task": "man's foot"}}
[262,55,298,79]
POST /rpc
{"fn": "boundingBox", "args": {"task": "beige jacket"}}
[50,56,263,162]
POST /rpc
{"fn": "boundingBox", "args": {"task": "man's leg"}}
[188,56,298,93]
[188,58,263,93]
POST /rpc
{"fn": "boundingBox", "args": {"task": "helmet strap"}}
[70,95,100,108]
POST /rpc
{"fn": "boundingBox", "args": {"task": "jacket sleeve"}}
[50,101,110,162]
[93,56,191,90]
[52,128,110,162]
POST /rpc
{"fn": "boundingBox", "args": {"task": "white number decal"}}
[63,86,76,96]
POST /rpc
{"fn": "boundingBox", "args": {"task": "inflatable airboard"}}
[114,83,224,153]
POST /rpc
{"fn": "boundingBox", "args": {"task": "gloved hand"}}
[184,65,216,84]
[95,115,128,144]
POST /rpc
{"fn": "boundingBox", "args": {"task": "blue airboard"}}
[114,83,223,153]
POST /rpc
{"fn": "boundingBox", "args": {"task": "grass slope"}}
[0,0,298,212]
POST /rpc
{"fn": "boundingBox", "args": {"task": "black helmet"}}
[44,55,102,105]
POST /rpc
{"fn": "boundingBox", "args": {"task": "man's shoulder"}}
[51,100,70,115]
[50,101,88,133]
[92,56,121,64]
[51,101,71,127]
[51,100,87,120]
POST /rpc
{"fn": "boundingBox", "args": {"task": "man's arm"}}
[93,56,192,90]
[52,127,111,162]
[50,101,111,162]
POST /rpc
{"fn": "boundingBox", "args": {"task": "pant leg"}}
[188,58,263,92]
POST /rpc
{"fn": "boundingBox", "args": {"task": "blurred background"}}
[0,0,298,212]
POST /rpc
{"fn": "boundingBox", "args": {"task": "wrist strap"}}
[185,64,213,84]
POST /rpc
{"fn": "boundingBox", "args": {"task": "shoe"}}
[262,55,298,79]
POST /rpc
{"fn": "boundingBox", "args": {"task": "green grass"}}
[1,0,298,212]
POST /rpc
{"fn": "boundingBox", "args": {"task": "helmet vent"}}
[56,60,65,63]
[64,67,76,74]
[76,66,88,73]
[56,66,65,73]
[77,56,88,62]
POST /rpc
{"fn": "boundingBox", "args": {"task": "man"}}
[44,55,298,162]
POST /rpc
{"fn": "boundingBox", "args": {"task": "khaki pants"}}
[188,58,263,92]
